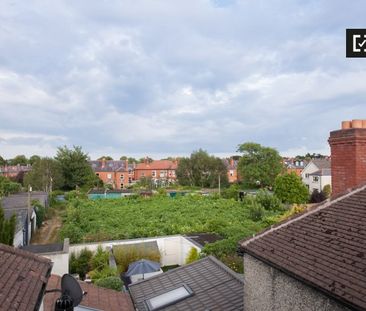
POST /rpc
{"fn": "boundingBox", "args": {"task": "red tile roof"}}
[0,243,52,311]
[240,186,366,311]
[135,160,178,170]
[44,275,134,311]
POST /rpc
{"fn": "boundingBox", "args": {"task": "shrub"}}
[274,173,309,204]
[64,190,87,201]
[89,266,117,282]
[113,245,161,273]
[69,248,93,279]
[222,184,240,200]
[185,247,199,264]
[255,190,283,211]
[310,189,327,203]
[247,200,265,221]
[90,245,109,271]
[95,276,122,291]
[323,184,331,198]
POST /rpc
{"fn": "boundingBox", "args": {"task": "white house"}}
[301,159,331,193]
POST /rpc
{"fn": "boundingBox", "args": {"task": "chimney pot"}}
[341,121,351,129]
[363,120,366,129]
[351,119,363,128]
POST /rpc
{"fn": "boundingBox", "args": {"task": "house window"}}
[142,172,145,177]
[107,173,112,179]
[160,170,167,178]
[128,177,132,183]
[230,170,234,177]
[305,173,309,178]
[120,183,124,188]
[313,176,319,182]
[96,173,100,177]
[152,170,156,177]
[120,175,124,180]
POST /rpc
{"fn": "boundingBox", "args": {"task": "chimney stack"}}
[328,120,366,197]
[101,157,106,169]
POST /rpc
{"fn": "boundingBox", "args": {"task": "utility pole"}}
[27,185,32,245]
[218,174,221,196]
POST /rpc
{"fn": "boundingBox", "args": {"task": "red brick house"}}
[223,158,239,183]
[134,159,178,185]
[90,159,135,189]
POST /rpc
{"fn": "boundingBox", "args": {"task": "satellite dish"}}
[60,274,84,307]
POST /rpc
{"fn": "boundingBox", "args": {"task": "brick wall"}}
[328,121,366,197]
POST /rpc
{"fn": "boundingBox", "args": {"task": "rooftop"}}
[0,243,52,311]
[312,158,331,170]
[135,160,178,171]
[44,275,134,311]
[90,160,134,173]
[129,256,244,311]
[240,185,366,311]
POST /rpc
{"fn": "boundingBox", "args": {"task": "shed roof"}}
[0,243,52,311]
[240,185,366,311]
[129,256,244,311]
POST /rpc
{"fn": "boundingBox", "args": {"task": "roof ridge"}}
[206,255,244,284]
[0,243,52,263]
[241,183,366,247]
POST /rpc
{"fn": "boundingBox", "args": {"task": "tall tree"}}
[97,156,113,160]
[0,156,6,166]
[177,149,228,188]
[120,156,138,163]
[237,142,284,188]
[274,173,309,204]
[29,155,41,166]
[10,155,28,166]
[0,204,16,245]
[55,146,97,190]
[24,157,64,192]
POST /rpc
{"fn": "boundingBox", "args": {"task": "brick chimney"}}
[101,157,106,169]
[328,119,366,197]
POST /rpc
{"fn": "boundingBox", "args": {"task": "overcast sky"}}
[1,0,365,160]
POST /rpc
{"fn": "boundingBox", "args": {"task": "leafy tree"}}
[55,146,98,190]
[9,155,28,166]
[24,157,64,192]
[90,246,109,271]
[98,156,113,160]
[237,142,284,188]
[274,173,309,204]
[177,149,228,188]
[29,155,41,166]
[0,176,21,197]
[0,204,16,245]
[0,156,6,166]
[120,156,138,163]
[69,248,93,279]
[255,190,284,211]
[138,157,153,163]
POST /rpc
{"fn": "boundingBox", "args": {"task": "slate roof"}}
[90,160,134,173]
[129,256,244,311]
[0,243,53,311]
[309,168,332,176]
[240,185,366,311]
[223,158,239,170]
[1,192,48,209]
[44,275,134,311]
[312,158,331,170]
[0,165,31,174]
[135,160,178,171]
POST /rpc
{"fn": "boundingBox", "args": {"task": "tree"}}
[237,142,283,188]
[55,146,98,190]
[138,157,153,163]
[24,157,64,192]
[98,156,113,160]
[310,189,327,203]
[29,155,41,166]
[323,184,331,198]
[274,173,309,204]
[9,155,28,166]
[120,156,138,163]
[0,176,21,197]
[0,204,16,245]
[176,149,228,188]
[0,156,6,166]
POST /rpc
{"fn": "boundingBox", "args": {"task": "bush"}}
[255,190,283,211]
[185,247,199,264]
[222,184,240,200]
[323,184,331,198]
[113,245,161,273]
[64,190,87,201]
[34,205,46,228]
[310,189,327,203]
[90,245,109,271]
[274,173,309,204]
[247,200,265,221]
[89,266,117,282]
[95,276,122,291]
[69,248,93,279]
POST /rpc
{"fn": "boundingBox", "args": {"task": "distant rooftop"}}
[129,256,244,311]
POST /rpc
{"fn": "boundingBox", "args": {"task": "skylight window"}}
[145,284,194,311]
